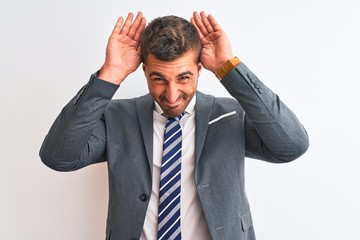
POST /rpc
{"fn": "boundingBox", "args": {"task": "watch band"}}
[215,56,241,80]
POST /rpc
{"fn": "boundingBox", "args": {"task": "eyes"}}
[178,75,190,80]
[152,75,191,83]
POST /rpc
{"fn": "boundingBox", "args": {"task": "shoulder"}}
[105,94,152,116]
[196,91,244,118]
[197,91,241,110]
[107,97,136,111]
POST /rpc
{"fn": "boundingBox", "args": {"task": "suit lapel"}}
[195,91,214,165]
[135,92,214,175]
[136,94,154,176]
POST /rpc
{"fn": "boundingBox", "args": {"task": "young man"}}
[40,11,309,240]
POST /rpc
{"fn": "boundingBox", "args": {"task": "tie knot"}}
[168,112,185,122]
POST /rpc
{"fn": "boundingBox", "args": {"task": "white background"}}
[1,0,360,239]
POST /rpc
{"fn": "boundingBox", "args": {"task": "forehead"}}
[144,51,199,74]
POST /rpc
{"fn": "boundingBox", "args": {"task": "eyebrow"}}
[149,71,165,78]
[149,71,194,78]
[177,71,194,77]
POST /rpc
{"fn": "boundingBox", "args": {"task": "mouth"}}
[160,95,185,109]
[164,99,182,108]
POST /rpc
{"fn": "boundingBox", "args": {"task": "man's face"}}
[143,50,202,117]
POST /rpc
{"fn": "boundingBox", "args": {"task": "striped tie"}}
[157,113,184,240]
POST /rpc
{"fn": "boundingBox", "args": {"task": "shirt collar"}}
[154,95,196,116]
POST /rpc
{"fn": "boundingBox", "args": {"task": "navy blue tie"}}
[157,113,184,240]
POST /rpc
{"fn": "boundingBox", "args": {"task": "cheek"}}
[148,84,164,99]
[183,81,197,95]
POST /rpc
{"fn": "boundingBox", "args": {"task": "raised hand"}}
[191,11,233,74]
[98,12,146,85]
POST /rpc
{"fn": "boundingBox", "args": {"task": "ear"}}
[142,63,146,73]
[197,63,202,74]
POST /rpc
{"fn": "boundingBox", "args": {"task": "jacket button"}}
[140,194,149,202]
[247,73,255,83]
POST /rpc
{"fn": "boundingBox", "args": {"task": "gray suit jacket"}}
[40,63,309,240]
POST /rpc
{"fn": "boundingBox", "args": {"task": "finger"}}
[192,11,208,36]
[207,14,223,32]
[133,17,146,42]
[112,16,124,35]
[200,11,215,33]
[127,11,144,38]
[190,17,204,39]
[119,12,134,35]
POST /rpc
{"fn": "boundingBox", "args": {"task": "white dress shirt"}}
[140,96,211,239]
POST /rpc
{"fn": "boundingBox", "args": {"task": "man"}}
[40,11,309,240]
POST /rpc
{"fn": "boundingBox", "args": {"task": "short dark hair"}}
[141,15,201,63]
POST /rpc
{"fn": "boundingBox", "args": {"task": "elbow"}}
[296,134,310,159]
[39,136,80,172]
[258,125,310,164]
[39,135,61,171]
[292,127,310,161]
[39,148,78,172]
[279,132,310,163]
[39,150,64,172]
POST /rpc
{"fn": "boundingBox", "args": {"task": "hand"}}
[191,11,233,74]
[98,12,146,85]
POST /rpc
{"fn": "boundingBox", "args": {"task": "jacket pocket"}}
[240,210,253,231]
[209,111,237,126]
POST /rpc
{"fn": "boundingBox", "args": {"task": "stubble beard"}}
[159,92,193,117]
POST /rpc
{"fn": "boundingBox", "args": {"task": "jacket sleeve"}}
[221,62,309,163]
[39,74,119,171]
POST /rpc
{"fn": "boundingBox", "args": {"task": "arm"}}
[39,76,118,171]
[192,11,308,162]
[222,63,309,162]
[40,12,146,171]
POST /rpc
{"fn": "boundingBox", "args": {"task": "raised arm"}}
[40,12,146,171]
[192,11,308,162]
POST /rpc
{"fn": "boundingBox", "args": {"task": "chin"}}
[165,108,184,118]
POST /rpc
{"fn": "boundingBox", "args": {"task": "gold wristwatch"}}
[215,57,241,80]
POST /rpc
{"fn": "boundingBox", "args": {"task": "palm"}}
[106,34,141,73]
[99,12,146,84]
[200,31,232,72]
[192,12,233,73]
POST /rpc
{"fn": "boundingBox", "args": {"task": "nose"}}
[165,83,179,103]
